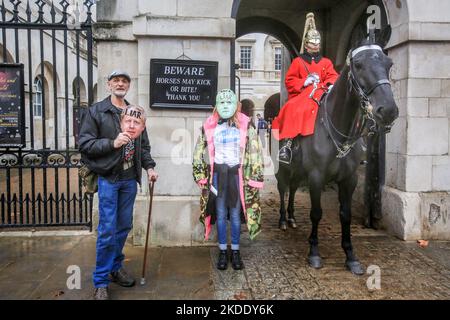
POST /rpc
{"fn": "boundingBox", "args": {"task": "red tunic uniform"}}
[272,54,339,140]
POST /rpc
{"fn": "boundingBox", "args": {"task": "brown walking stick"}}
[140,179,155,285]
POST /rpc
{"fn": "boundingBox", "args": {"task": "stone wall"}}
[382,0,450,240]
[93,0,450,244]
[95,0,235,246]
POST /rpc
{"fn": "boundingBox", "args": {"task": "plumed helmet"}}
[301,13,321,54]
[305,29,321,46]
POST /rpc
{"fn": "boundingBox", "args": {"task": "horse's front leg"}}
[338,174,364,275]
[277,180,288,231]
[308,170,324,269]
[287,182,298,228]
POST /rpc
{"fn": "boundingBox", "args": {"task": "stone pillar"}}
[382,0,450,240]
[280,47,290,106]
[95,0,234,246]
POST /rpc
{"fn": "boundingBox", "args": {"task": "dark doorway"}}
[264,93,280,122]
[240,99,255,117]
[232,0,391,228]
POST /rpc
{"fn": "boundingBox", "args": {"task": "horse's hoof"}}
[279,222,287,231]
[308,255,323,269]
[345,260,365,276]
[287,219,297,229]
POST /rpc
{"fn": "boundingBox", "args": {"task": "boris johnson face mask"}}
[216,89,238,119]
[121,106,146,140]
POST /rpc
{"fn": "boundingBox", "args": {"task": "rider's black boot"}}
[278,139,293,164]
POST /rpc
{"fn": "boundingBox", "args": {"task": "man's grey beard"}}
[113,90,127,98]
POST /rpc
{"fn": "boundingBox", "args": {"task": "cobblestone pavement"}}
[1,177,449,300]
[211,177,450,300]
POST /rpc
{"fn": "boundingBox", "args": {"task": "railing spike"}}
[35,0,45,23]
[10,0,22,22]
[26,0,32,21]
[50,0,56,23]
[84,0,94,24]
[1,0,7,22]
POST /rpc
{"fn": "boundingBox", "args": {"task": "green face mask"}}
[216,89,238,119]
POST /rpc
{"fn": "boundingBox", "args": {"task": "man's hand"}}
[303,74,320,87]
[113,132,131,149]
[147,168,158,182]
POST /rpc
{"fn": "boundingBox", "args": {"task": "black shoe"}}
[110,268,136,287]
[231,250,244,270]
[93,287,109,300]
[278,139,293,164]
[217,250,228,270]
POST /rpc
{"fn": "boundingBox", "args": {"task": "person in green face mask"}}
[216,88,238,120]
[193,89,264,271]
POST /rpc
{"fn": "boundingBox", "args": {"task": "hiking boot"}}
[217,250,228,270]
[93,287,109,300]
[231,250,244,270]
[278,139,293,164]
[110,268,136,287]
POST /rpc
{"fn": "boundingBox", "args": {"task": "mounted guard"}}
[272,12,339,164]
[274,13,399,274]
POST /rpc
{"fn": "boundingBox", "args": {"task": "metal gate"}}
[0,0,95,230]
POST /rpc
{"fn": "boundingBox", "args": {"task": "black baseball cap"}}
[108,70,131,82]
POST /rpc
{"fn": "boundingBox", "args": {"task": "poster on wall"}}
[150,59,218,110]
[0,63,25,148]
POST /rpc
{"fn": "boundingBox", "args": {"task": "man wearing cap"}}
[272,13,339,164]
[79,70,158,300]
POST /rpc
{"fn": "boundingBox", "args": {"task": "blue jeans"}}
[93,176,137,288]
[213,172,242,251]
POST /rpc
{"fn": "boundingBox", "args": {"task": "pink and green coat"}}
[192,112,264,240]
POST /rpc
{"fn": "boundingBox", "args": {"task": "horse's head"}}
[348,35,399,133]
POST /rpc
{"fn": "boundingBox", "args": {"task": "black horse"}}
[275,34,399,275]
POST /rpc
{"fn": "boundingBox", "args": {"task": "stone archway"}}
[72,77,88,147]
[232,0,391,61]
[231,0,450,242]
[0,45,14,63]
[33,61,61,150]
[236,17,300,58]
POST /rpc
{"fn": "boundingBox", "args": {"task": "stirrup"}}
[277,140,293,165]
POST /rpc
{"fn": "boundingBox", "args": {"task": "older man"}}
[79,71,158,300]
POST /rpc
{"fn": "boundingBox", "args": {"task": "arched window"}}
[33,77,43,117]
[72,77,87,107]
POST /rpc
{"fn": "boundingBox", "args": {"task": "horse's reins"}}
[322,44,391,158]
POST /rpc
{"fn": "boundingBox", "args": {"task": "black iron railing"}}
[0,0,95,230]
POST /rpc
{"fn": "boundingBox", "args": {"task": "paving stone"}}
[1,178,450,299]
[209,178,450,300]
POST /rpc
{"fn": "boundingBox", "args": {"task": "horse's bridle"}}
[348,44,392,133]
[322,44,392,158]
